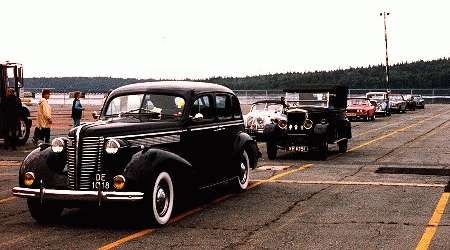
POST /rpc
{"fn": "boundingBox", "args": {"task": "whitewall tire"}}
[235,150,250,191]
[151,171,174,225]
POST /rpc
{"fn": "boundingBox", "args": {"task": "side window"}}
[231,96,242,119]
[190,95,214,120]
[216,94,232,120]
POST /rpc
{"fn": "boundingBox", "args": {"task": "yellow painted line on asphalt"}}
[349,109,450,153]
[352,114,429,139]
[0,197,16,204]
[97,108,450,250]
[251,179,446,188]
[416,192,450,250]
[98,164,313,250]
[248,164,314,189]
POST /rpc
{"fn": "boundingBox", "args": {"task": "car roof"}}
[111,81,234,97]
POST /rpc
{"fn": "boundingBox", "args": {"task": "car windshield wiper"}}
[121,108,160,115]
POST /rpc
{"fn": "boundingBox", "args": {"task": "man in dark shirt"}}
[4,88,22,150]
[71,91,84,127]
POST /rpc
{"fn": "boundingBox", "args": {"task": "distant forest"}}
[23,58,449,93]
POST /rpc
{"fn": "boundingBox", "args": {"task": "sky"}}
[1,0,449,79]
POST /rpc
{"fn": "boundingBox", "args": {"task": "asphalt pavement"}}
[1,104,450,249]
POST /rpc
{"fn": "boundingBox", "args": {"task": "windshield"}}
[390,95,403,101]
[367,93,385,99]
[348,99,369,106]
[251,103,283,113]
[285,92,329,108]
[103,93,185,121]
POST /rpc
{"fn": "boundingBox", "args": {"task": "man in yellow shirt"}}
[32,89,52,145]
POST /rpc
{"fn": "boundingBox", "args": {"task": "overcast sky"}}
[1,0,449,79]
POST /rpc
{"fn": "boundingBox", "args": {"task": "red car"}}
[346,97,377,121]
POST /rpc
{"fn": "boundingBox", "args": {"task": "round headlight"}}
[278,119,287,129]
[24,172,35,187]
[51,138,65,153]
[303,119,313,129]
[105,139,120,154]
[113,175,126,190]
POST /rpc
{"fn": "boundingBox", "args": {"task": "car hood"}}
[347,105,372,110]
[245,110,284,120]
[69,119,182,138]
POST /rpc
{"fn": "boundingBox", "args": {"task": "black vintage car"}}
[0,62,32,145]
[263,85,352,160]
[12,81,260,225]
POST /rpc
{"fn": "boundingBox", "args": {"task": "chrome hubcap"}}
[155,185,169,217]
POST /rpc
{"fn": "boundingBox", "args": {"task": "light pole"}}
[380,12,390,90]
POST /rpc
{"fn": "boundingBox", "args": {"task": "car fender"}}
[19,146,67,189]
[123,148,194,192]
[314,123,328,135]
[232,132,260,169]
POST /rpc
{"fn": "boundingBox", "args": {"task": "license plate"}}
[288,146,309,152]
[347,113,356,116]
[91,173,110,190]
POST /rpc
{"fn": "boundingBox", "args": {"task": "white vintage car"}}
[243,100,286,140]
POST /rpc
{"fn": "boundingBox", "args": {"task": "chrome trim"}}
[12,187,144,202]
[128,134,180,147]
[109,130,184,139]
[75,125,83,189]
[190,126,217,131]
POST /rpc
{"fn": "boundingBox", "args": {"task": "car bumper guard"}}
[12,187,144,203]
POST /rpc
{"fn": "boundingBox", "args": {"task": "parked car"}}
[12,81,261,226]
[366,91,391,116]
[403,94,416,111]
[411,94,425,109]
[0,62,32,145]
[389,94,407,113]
[243,100,286,140]
[263,85,352,160]
[346,97,377,121]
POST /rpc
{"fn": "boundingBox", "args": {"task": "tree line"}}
[23,58,449,93]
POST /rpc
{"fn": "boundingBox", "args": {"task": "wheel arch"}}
[232,132,260,169]
[123,148,194,192]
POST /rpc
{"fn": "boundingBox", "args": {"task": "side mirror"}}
[192,113,204,122]
[92,111,100,120]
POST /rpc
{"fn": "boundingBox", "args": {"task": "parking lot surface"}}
[1,105,450,249]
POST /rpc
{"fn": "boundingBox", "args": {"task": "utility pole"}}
[380,12,390,91]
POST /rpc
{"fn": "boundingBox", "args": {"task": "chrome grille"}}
[67,136,104,190]
[67,136,76,189]
[287,112,306,133]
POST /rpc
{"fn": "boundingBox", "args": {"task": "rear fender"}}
[232,132,260,169]
[123,148,194,192]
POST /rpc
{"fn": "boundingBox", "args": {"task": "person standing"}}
[32,89,52,145]
[71,91,84,127]
[4,88,22,150]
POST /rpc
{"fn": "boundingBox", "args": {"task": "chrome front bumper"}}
[12,187,144,203]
